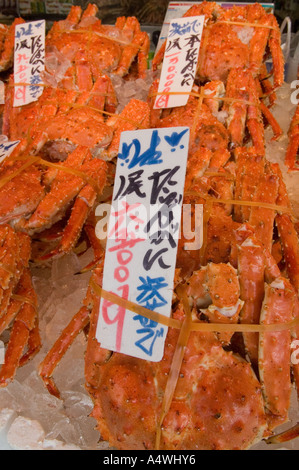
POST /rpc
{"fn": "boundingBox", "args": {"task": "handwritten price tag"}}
[154,15,204,109]
[14,20,45,107]
[96,127,189,361]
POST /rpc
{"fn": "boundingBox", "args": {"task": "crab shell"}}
[85,297,267,451]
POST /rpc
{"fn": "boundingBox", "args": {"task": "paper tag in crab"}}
[0,139,21,164]
[13,20,45,107]
[96,127,189,362]
[154,15,204,109]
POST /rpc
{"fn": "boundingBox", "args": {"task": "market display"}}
[0,1,298,451]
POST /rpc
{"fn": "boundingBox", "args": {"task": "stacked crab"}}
[0,1,299,451]
[0,4,150,387]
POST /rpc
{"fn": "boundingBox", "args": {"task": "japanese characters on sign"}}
[13,20,45,107]
[96,127,190,362]
[154,15,204,109]
[0,139,20,164]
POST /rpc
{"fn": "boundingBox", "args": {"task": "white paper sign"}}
[0,140,21,164]
[13,20,45,107]
[96,127,189,362]
[154,15,204,109]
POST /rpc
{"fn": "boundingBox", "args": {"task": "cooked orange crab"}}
[153,2,284,91]
[46,4,150,81]
[3,74,117,159]
[148,70,281,159]
[38,233,299,449]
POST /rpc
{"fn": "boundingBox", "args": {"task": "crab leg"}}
[80,3,98,21]
[76,74,117,115]
[285,96,299,171]
[266,291,299,443]
[38,184,97,260]
[75,60,94,95]
[39,254,106,398]
[36,152,107,259]
[237,232,266,366]
[258,277,295,429]
[267,14,285,90]
[0,17,26,72]
[46,5,82,42]
[104,99,150,160]
[0,269,38,387]
[0,295,24,335]
[234,148,265,223]
[115,29,150,78]
[259,100,283,141]
[271,163,299,293]
[84,282,112,395]
[19,317,41,367]
[225,68,265,154]
[0,24,8,53]
[248,171,279,252]
[258,64,277,108]
[39,305,90,398]
[0,225,19,291]
[23,147,90,232]
[81,213,106,273]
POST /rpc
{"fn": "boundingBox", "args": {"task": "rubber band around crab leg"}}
[4,88,150,130]
[0,112,148,194]
[65,29,131,47]
[204,171,235,180]
[90,280,299,334]
[90,278,181,330]
[8,83,117,101]
[0,264,18,276]
[149,91,260,108]
[0,154,101,204]
[0,156,39,191]
[184,191,292,215]
[11,294,38,310]
[71,104,149,129]
[210,21,280,31]
[1,154,101,194]
[91,279,299,451]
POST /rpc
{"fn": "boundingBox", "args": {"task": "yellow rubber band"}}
[11,294,37,310]
[90,279,299,334]
[213,20,279,31]
[184,191,292,215]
